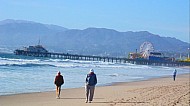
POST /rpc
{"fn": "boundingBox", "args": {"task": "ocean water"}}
[0,53,189,96]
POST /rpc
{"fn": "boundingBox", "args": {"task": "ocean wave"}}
[0,63,51,67]
[0,56,141,68]
[106,73,129,77]
[107,73,119,77]
[0,57,40,62]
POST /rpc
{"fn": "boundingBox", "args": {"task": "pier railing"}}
[14,50,190,67]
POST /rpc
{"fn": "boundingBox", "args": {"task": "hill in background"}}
[0,19,189,58]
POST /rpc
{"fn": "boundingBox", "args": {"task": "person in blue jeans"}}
[173,69,177,81]
[85,69,97,103]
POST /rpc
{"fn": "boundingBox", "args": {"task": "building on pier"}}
[14,45,48,55]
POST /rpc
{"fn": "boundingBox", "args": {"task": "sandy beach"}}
[0,73,189,106]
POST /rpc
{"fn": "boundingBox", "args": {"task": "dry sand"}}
[0,73,189,106]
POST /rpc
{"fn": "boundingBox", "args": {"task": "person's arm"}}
[54,76,57,84]
[94,75,97,85]
[62,76,64,84]
[85,74,88,83]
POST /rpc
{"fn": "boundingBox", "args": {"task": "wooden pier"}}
[14,50,190,67]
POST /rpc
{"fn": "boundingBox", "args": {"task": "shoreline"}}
[0,72,189,97]
[0,73,189,106]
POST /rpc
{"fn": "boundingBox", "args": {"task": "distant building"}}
[14,45,48,55]
[148,52,174,61]
[128,53,142,59]
[24,45,48,53]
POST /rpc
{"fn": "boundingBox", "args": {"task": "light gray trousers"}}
[85,85,95,101]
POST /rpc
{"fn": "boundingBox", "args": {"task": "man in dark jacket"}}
[54,71,64,99]
[85,69,97,103]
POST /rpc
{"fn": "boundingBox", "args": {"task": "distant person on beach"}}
[85,69,97,103]
[54,71,64,99]
[173,69,177,81]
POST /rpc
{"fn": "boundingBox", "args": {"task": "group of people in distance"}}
[54,68,177,103]
[54,68,97,103]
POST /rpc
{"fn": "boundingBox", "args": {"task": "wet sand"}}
[0,73,189,106]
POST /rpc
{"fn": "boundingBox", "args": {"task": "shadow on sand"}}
[60,97,104,100]
[92,101,149,104]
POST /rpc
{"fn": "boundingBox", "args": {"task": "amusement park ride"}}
[129,42,174,61]
[140,42,154,58]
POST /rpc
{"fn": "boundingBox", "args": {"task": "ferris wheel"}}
[140,42,154,58]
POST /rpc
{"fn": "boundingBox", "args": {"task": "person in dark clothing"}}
[54,71,64,99]
[173,69,177,81]
[85,69,97,103]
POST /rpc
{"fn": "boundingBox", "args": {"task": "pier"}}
[14,50,190,67]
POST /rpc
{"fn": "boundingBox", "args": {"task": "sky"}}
[0,0,189,43]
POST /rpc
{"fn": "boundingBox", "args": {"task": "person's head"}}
[57,71,61,75]
[89,69,94,74]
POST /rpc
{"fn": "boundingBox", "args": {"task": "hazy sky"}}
[0,0,189,43]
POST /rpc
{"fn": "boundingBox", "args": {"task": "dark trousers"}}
[85,85,95,101]
[173,75,176,81]
[56,86,61,97]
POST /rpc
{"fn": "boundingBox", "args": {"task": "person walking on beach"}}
[54,71,64,99]
[173,69,177,81]
[85,69,97,103]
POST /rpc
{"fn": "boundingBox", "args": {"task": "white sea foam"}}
[0,57,135,68]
